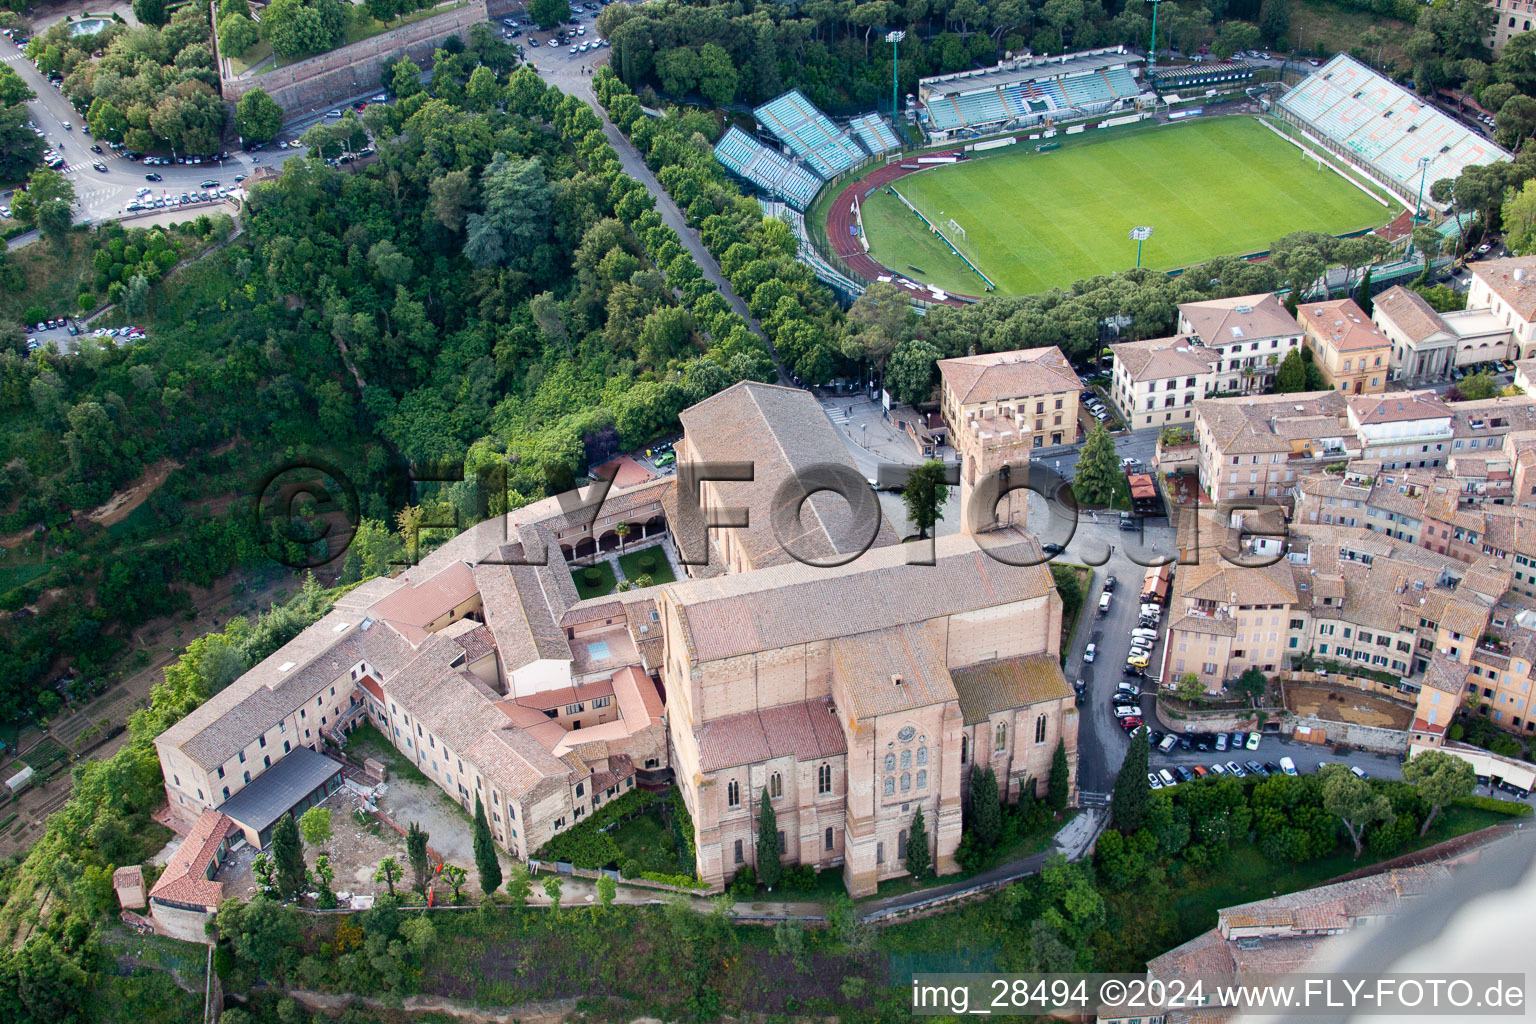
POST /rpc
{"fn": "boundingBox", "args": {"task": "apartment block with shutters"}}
[156,382,1080,898]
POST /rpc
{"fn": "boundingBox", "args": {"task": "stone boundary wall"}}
[218,0,488,118]
[1287,713,1411,754]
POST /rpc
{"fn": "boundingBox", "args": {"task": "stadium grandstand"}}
[848,112,901,154]
[754,90,868,177]
[713,126,824,210]
[917,47,1144,139]
[1276,54,1510,210]
[1149,60,1254,91]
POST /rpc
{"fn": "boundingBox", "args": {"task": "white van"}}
[1131,628,1158,642]
[1279,757,1298,776]
[1158,733,1178,753]
[1158,769,1176,787]
[1099,593,1112,613]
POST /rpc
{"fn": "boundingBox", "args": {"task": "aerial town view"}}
[2,0,1536,1019]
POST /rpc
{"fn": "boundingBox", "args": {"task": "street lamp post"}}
[1414,155,1431,224]
[1145,0,1165,66]
[1130,225,1153,268]
[887,31,906,124]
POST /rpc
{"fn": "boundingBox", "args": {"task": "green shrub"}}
[638,554,656,573]
[582,566,601,586]
[781,864,817,891]
[639,871,706,889]
[1453,795,1534,817]
[727,864,757,897]
[620,858,642,879]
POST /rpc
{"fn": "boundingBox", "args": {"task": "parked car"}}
[1102,575,1117,593]
[1083,643,1096,663]
[1191,765,1209,778]
[1147,772,1163,790]
[1117,682,1141,697]
[1350,765,1369,779]
[1158,769,1176,787]
[1174,765,1194,783]
[1246,760,1266,776]
[1246,732,1261,751]
[1210,763,1228,776]
[1231,731,1246,748]
[145,172,161,181]
[1098,593,1111,613]
[1215,733,1229,752]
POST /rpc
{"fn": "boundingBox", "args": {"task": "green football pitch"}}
[856,117,1394,297]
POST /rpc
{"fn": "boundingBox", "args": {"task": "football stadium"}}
[713,51,1510,301]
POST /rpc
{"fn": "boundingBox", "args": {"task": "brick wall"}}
[219,0,489,117]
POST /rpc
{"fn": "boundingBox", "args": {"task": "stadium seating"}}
[1277,54,1509,192]
[753,90,867,178]
[1105,68,1140,98]
[713,126,824,210]
[918,50,1142,133]
[848,113,900,154]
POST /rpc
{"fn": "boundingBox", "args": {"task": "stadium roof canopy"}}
[1277,54,1509,203]
[753,90,866,179]
[919,47,1139,99]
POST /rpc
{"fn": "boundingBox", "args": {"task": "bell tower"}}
[957,415,1034,535]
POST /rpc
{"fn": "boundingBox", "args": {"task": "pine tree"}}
[1072,423,1120,507]
[406,821,431,894]
[905,805,932,879]
[270,812,306,897]
[1110,726,1152,832]
[1284,287,1300,320]
[1356,266,1374,316]
[969,765,1002,849]
[1047,739,1070,811]
[473,795,501,894]
[756,788,782,890]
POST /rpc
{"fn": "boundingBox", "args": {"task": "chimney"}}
[1517,268,1527,283]
[892,674,904,687]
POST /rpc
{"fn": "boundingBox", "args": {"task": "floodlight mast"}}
[1145,0,1166,67]
[887,31,906,126]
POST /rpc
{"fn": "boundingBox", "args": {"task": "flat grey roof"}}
[921,50,1138,97]
[218,746,341,835]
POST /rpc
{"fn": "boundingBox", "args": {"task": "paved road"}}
[0,39,331,232]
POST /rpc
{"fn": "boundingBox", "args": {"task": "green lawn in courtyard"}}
[618,544,675,586]
[572,559,618,599]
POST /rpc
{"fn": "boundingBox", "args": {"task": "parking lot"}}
[24,320,144,357]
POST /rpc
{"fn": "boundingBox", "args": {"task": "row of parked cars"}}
[1453,360,1517,381]
[1081,388,1112,424]
[127,183,234,212]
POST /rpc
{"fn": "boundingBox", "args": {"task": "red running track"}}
[822,148,978,304]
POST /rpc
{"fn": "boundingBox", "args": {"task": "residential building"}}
[1488,0,1536,53]
[937,346,1081,451]
[1107,335,1221,430]
[1176,293,1304,393]
[1296,297,1390,394]
[1346,391,1456,469]
[156,382,1080,897]
[1194,390,1353,504]
[937,346,1080,533]
[1467,256,1536,359]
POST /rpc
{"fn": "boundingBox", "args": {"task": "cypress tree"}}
[1356,266,1374,316]
[1047,739,1070,811]
[406,821,431,893]
[969,764,1002,849]
[270,812,306,897]
[905,805,932,879]
[473,795,501,894]
[1111,726,1152,832]
[756,788,782,890]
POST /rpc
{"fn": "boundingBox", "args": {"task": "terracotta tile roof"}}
[830,624,956,720]
[1412,717,1448,735]
[473,557,572,670]
[624,599,666,672]
[148,809,237,909]
[677,381,899,570]
[1472,256,1536,321]
[357,674,384,703]
[1110,335,1221,383]
[950,654,1073,725]
[1372,285,1451,342]
[513,678,615,712]
[1146,927,1236,979]
[113,864,144,889]
[673,531,1054,663]
[696,699,846,771]
[367,561,478,643]
[1197,390,1350,455]
[592,455,657,489]
[612,665,663,729]
[1300,297,1390,352]
[466,726,571,802]
[937,345,1081,404]
[1179,293,1300,345]
[1424,654,1471,694]
[1348,390,1452,425]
